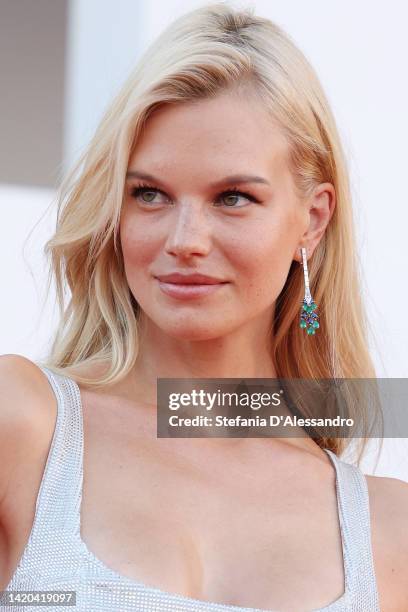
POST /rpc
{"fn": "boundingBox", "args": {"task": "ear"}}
[293,182,336,262]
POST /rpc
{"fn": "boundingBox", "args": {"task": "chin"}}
[155,316,232,341]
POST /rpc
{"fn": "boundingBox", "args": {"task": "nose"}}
[164,201,212,259]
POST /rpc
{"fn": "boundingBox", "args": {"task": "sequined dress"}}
[4,366,381,611]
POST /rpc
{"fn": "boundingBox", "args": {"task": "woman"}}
[1,3,407,611]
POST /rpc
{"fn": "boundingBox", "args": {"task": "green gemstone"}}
[302,303,308,311]
[300,320,307,328]
[307,327,315,335]
[312,320,319,328]
[311,302,317,310]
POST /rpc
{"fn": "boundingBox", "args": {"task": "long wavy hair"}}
[39,2,383,463]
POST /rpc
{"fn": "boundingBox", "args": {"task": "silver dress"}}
[4,366,381,611]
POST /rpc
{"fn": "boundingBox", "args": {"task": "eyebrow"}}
[125,170,271,187]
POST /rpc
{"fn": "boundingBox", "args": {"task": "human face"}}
[120,90,308,341]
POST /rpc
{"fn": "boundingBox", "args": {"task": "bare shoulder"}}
[366,471,408,534]
[0,354,59,588]
[0,352,52,391]
[0,353,57,508]
[365,472,408,611]
[0,353,56,425]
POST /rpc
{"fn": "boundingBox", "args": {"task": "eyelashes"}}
[128,182,260,208]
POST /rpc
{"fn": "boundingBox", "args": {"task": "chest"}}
[80,406,347,611]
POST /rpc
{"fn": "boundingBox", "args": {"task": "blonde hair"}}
[40,2,383,462]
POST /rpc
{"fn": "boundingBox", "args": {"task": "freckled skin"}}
[120,90,333,343]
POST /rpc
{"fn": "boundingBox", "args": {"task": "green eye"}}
[130,186,165,205]
[215,189,258,208]
[140,191,157,202]
[130,184,259,208]
[223,194,240,206]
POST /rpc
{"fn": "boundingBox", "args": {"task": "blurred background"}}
[0,0,407,478]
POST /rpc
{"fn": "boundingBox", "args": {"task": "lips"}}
[154,272,227,285]
[154,273,229,300]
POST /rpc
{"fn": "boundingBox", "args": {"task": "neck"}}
[129,313,277,404]
[103,314,323,459]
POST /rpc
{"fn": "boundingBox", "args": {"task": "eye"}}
[128,183,260,208]
[130,185,168,205]
[215,189,258,208]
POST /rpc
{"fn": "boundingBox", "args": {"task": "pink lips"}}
[154,272,229,300]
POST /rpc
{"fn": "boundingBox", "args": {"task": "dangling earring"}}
[299,247,319,335]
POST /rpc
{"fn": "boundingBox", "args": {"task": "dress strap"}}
[324,448,380,610]
[28,365,83,541]
[6,364,84,586]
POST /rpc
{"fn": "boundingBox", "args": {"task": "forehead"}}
[128,92,290,183]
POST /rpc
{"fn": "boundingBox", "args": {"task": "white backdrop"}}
[1,0,407,479]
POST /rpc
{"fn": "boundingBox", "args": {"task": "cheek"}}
[228,217,298,300]
[120,216,156,271]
